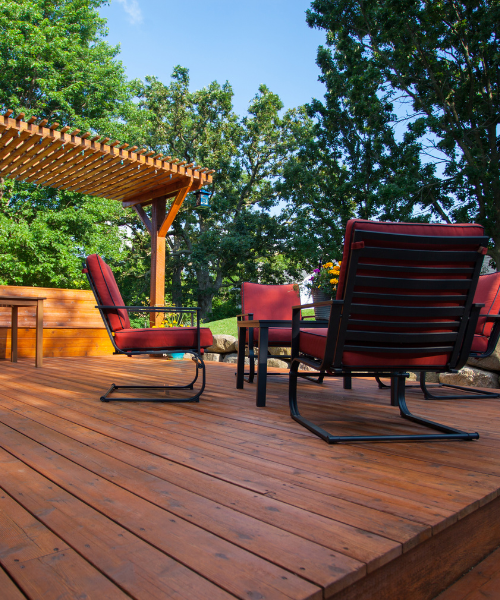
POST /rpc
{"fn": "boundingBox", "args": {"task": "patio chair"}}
[84,254,213,402]
[289,219,488,443]
[416,271,500,399]
[237,282,323,385]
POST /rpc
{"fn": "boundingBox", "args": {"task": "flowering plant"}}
[307,261,341,296]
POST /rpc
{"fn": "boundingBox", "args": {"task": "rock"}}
[439,366,499,389]
[205,334,238,354]
[408,371,440,383]
[268,346,291,356]
[267,358,289,369]
[222,353,288,368]
[467,339,500,372]
[297,363,321,373]
[204,353,222,362]
[223,353,247,364]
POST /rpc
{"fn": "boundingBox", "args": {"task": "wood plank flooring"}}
[0,356,500,599]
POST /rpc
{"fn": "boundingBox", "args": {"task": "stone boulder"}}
[267,357,289,369]
[223,353,249,365]
[222,353,288,368]
[268,346,291,356]
[467,339,500,373]
[205,334,238,354]
[439,366,500,389]
[408,371,440,383]
[204,353,222,362]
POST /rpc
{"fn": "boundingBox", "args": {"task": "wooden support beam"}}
[133,204,152,236]
[150,197,167,327]
[158,184,192,237]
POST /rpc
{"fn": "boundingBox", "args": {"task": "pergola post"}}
[150,197,167,326]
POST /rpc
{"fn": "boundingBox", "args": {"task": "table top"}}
[237,319,321,328]
[0,296,46,305]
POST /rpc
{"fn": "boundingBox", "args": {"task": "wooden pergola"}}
[0,110,214,312]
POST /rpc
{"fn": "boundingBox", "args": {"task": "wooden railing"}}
[0,285,114,358]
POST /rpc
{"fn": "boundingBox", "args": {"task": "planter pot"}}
[312,289,332,321]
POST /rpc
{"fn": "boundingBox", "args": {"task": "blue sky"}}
[99,0,327,117]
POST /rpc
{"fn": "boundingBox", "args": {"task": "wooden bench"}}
[0,285,114,358]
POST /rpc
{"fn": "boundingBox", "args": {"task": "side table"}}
[0,296,45,367]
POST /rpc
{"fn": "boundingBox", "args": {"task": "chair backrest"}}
[85,254,131,332]
[326,220,488,370]
[242,282,301,321]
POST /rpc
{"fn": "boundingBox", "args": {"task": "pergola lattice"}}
[0,110,214,312]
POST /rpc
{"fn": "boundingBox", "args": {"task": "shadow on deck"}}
[0,356,499,600]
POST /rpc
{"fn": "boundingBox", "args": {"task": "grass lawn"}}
[203,309,315,337]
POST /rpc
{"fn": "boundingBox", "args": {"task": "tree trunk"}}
[171,264,183,306]
[195,265,223,320]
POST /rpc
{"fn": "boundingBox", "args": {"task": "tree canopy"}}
[299,0,499,267]
[127,67,302,318]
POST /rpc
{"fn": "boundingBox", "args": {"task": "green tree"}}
[0,0,130,129]
[0,0,138,291]
[299,0,499,266]
[134,68,301,318]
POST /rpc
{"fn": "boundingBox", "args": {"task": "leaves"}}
[305,0,500,266]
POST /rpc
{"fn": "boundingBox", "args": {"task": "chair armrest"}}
[483,314,500,321]
[236,312,254,322]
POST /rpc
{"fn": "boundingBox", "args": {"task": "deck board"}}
[1,356,500,599]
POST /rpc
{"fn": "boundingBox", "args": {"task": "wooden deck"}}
[1,356,500,600]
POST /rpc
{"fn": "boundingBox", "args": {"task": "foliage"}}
[132,67,303,318]
[0,179,126,288]
[0,0,130,130]
[302,0,500,267]
[0,0,140,292]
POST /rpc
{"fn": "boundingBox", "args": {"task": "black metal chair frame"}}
[236,311,324,385]
[85,266,206,403]
[375,312,500,400]
[289,228,488,443]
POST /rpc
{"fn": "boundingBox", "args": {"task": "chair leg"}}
[100,353,206,403]
[247,347,256,383]
[376,374,390,389]
[418,370,500,400]
[289,368,480,443]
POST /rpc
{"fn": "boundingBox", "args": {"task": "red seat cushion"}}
[114,327,213,352]
[474,272,500,338]
[86,254,131,331]
[299,328,450,368]
[246,328,293,346]
[470,334,489,354]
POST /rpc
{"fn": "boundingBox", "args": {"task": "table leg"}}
[11,306,18,363]
[256,327,269,407]
[36,299,43,368]
[236,325,246,389]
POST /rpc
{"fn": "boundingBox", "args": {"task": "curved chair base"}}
[290,363,479,444]
[101,355,206,403]
[376,373,500,400]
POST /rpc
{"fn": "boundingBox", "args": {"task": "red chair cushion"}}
[246,328,293,346]
[86,254,131,331]
[470,334,489,354]
[336,220,486,300]
[474,272,500,338]
[242,283,300,321]
[299,328,449,368]
[114,327,213,352]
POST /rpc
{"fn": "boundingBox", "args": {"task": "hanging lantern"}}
[195,189,210,208]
